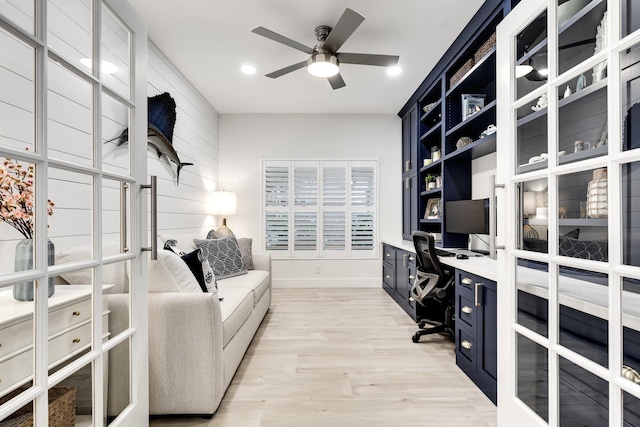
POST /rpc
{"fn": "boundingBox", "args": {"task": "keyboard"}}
[434,248,455,257]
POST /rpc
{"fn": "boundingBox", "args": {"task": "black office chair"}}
[410,231,455,343]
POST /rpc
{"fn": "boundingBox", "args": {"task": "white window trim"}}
[262,158,379,260]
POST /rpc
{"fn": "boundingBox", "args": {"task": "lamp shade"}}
[211,190,237,216]
[523,192,536,216]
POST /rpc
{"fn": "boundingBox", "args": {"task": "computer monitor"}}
[445,199,489,235]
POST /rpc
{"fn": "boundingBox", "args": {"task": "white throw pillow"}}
[147,250,202,293]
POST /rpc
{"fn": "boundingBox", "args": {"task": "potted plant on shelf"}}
[425,173,437,190]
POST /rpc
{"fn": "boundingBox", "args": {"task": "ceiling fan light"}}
[307,53,339,77]
[515,64,533,78]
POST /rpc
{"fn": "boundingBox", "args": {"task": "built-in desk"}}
[381,239,498,403]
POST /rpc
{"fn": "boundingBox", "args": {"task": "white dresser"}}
[0,285,110,395]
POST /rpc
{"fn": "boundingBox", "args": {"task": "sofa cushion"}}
[55,242,128,293]
[148,250,202,293]
[236,238,254,270]
[217,287,253,347]
[194,237,247,279]
[218,270,270,307]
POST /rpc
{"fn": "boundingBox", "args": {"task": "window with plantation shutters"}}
[262,160,377,258]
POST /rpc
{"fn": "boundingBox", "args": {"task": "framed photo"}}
[425,198,441,219]
[462,93,486,121]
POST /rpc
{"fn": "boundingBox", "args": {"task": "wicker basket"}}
[474,32,496,63]
[0,387,76,427]
[450,57,475,87]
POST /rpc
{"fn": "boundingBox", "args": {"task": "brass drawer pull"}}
[461,340,472,350]
[386,253,391,257]
[73,311,80,316]
[408,256,414,262]
[385,274,391,279]
[409,275,415,280]
[72,338,81,344]
[462,306,472,314]
[461,277,472,285]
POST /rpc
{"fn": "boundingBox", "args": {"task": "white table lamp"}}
[211,190,237,236]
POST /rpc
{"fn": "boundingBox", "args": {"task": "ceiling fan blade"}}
[328,73,346,90]
[322,8,365,53]
[265,60,308,79]
[337,53,399,67]
[252,26,314,54]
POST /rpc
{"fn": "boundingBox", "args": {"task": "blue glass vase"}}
[13,239,55,301]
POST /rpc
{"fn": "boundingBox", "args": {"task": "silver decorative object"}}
[456,137,473,149]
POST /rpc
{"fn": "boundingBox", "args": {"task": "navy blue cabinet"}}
[455,269,497,404]
[382,244,417,321]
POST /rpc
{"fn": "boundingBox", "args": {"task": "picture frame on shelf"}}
[425,198,442,219]
[462,93,486,121]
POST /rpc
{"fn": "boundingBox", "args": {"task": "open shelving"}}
[399,0,505,248]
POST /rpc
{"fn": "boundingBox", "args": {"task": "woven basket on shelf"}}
[586,168,608,218]
[0,387,76,427]
[474,32,496,62]
[450,57,474,87]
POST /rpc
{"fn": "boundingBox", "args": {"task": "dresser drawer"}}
[0,315,108,394]
[0,298,91,360]
[382,263,395,289]
[457,271,476,291]
[457,291,476,329]
[382,244,396,266]
[457,328,475,364]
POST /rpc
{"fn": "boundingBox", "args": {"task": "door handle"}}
[141,176,158,260]
[405,160,411,172]
[405,177,411,189]
[402,254,408,268]
[475,283,483,307]
[120,182,130,253]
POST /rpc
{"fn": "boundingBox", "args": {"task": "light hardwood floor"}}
[149,288,497,427]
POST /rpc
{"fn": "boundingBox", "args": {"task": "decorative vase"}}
[13,239,55,301]
[586,168,608,219]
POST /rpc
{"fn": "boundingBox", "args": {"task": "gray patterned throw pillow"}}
[194,236,247,280]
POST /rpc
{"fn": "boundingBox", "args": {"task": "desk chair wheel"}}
[412,333,420,343]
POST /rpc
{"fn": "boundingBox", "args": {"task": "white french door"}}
[0,0,148,425]
[497,0,640,425]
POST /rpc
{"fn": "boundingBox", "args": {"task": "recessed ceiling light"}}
[387,66,402,76]
[241,64,257,75]
[80,58,119,75]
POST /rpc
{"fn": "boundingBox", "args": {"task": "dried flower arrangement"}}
[0,157,54,239]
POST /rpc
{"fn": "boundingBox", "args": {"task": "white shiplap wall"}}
[146,41,219,240]
[0,5,219,274]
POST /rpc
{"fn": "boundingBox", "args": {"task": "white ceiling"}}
[127,0,486,114]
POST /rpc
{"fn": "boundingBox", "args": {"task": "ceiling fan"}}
[251,8,399,90]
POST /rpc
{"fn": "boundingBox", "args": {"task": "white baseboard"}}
[272,278,382,288]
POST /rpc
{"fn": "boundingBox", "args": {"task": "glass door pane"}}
[47,0,92,67]
[622,42,640,152]
[101,5,131,98]
[557,0,607,76]
[516,9,548,100]
[47,58,94,165]
[0,28,35,151]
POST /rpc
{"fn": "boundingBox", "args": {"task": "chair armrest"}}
[147,293,225,414]
[252,252,271,273]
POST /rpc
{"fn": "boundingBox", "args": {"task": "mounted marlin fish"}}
[108,92,193,185]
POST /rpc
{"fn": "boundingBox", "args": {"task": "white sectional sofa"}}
[57,235,271,418]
